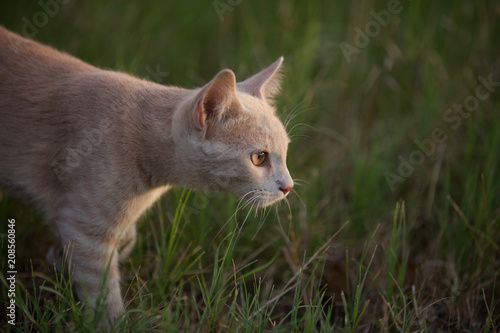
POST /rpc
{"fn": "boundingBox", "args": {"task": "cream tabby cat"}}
[0,27,293,325]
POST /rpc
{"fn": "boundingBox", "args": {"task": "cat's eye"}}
[251,152,267,166]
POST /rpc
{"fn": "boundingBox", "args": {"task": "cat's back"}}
[0,27,98,197]
[0,27,173,203]
[0,26,94,79]
[0,26,101,115]
[0,26,99,126]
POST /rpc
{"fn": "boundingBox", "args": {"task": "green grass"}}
[1,0,499,331]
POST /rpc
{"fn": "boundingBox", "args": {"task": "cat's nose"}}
[277,169,294,195]
[279,185,293,195]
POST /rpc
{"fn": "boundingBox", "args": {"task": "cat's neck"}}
[130,81,194,191]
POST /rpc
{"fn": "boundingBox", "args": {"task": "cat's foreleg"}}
[57,222,124,326]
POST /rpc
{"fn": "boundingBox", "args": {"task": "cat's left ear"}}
[237,57,283,104]
[194,69,241,131]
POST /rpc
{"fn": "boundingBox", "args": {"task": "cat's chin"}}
[239,190,287,208]
[260,197,284,208]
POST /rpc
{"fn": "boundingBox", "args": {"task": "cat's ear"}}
[194,69,240,131]
[237,57,283,104]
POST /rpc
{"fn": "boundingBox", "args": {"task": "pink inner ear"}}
[193,69,238,131]
[196,100,205,128]
[250,86,263,99]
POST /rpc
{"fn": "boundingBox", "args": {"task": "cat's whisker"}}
[262,206,272,226]
[287,122,314,137]
[283,101,316,131]
[276,198,282,208]
[255,205,263,218]
[234,191,261,217]
[274,204,289,244]
[236,190,259,207]
[252,206,272,240]
[235,192,260,215]
[288,133,310,142]
[238,196,256,213]
[290,189,307,209]
[254,197,266,217]
[292,178,309,185]
[283,100,305,121]
[284,197,293,220]
[243,195,259,212]
[260,204,268,219]
[283,103,305,130]
[283,102,319,136]
[239,192,262,216]
[288,122,317,142]
[237,197,260,239]
[211,191,260,247]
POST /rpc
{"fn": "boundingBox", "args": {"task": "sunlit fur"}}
[0,26,293,326]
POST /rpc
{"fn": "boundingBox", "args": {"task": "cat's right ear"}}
[237,57,283,104]
[193,69,240,131]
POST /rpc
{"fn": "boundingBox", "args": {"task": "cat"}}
[0,26,293,326]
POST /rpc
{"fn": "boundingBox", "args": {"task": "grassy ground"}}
[1,0,499,331]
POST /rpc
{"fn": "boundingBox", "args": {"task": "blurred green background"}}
[1,0,499,331]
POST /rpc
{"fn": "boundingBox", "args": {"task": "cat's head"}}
[173,57,293,207]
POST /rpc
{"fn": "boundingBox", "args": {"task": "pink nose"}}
[280,185,293,195]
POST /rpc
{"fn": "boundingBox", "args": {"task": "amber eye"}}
[251,152,267,166]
